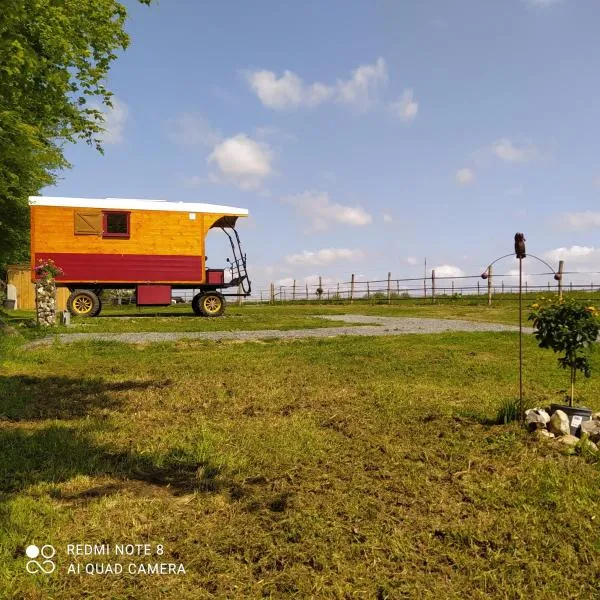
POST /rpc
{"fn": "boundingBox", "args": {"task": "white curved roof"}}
[28,196,248,216]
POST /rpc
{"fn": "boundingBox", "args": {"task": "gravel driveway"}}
[25,315,524,348]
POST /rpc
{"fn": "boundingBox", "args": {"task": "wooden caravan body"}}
[29,196,250,317]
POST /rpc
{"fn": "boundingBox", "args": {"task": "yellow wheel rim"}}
[73,295,93,314]
[202,295,222,314]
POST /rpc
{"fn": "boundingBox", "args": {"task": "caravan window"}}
[103,211,130,238]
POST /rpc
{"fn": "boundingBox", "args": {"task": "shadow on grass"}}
[0,375,172,420]
[95,311,196,319]
[0,424,226,497]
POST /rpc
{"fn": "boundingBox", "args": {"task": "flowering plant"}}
[528,297,599,406]
[33,258,63,282]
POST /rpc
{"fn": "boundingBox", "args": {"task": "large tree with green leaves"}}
[0,0,150,274]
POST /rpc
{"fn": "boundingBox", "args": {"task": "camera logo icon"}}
[25,544,56,574]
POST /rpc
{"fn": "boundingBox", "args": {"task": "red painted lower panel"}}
[137,285,171,305]
[35,252,203,283]
[206,269,225,284]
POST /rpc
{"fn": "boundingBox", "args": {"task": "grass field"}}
[1,300,600,599]
[6,291,594,336]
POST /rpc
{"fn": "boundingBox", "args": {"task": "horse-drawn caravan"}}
[29,196,251,317]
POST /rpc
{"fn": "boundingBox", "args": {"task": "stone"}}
[548,410,570,437]
[580,420,600,444]
[555,434,579,447]
[525,408,551,432]
[592,412,600,421]
[533,429,555,440]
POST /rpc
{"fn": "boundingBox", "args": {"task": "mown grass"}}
[1,321,599,599]
[7,290,600,336]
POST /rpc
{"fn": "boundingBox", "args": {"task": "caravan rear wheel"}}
[192,292,225,317]
[67,290,102,317]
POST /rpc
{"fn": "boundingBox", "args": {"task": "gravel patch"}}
[24,315,525,349]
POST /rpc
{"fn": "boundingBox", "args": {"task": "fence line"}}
[168,267,600,304]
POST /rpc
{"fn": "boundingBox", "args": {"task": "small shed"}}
[6,264,69,311]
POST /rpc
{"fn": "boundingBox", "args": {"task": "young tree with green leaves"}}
[529,298,600,406]
[0,0,151,274]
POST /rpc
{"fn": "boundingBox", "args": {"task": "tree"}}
[0,0,151,274]
[529,298,600,406]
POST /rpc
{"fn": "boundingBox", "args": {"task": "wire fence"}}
[170,268,600,305]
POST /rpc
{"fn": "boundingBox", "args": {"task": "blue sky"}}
[47,0,600,294]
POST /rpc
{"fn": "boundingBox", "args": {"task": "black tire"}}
[67,289,101,317]
[192,292,225,317]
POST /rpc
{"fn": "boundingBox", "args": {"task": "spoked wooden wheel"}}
[192,292,226,317]
[67,290,102,317]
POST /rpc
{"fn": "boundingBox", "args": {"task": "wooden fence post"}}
[487,265,493,306]
[270,282,275,304]
[305,283,309,300]
[477,281,480,295]
[367,281,370,301]
[451,280,454,295]
[350,274,355,303]
[237,283,242,306]
[292,279,296,301]
[431,270,436,304]
[387,272,392,304]
[558,260,564,300]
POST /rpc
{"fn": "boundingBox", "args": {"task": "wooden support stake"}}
[487,265,493,306]
[387,272,392,305]
[305,283,309,300]
[367,281,370,300]
[292,280,296,301]
[350,274,355,303]
[270,282,275,304]
[558,260,564,300]
[431,269,436,304]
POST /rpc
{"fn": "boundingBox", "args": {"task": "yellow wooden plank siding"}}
[31,206,229,257]
[7,265,69,311]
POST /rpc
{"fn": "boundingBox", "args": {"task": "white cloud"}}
[94,97,128,144]
[168,114,221,147]
[492,138,540,163]
[208,134,273,190]
[455,168,475,185]
[406,257,418,266]
[561,211,600,230]
[383,213,393,223]
[286,248,365,266]
[389,89,418,122]
[432,265,465,278]
[545,246,600,264]
[335,57,388,108]
[246,57,387,110]
[282,190,372,231]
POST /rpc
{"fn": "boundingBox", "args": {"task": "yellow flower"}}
[531,303,539,309]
